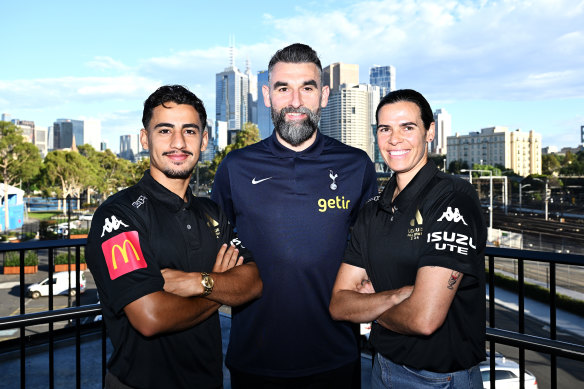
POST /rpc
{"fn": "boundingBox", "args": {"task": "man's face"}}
[262,62,329,147]
[377,101,434,182]
[140,102,208,183]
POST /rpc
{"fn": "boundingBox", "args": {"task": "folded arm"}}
[124,291,220,337]
[377,266,463,336]
[329,263,413,323]
[162,243,262,306]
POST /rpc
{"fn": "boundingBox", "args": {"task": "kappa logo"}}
[101,216,129,237]
[132,195,147,209]
[437,207,468,225]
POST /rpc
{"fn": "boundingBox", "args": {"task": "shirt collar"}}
[137,170,194,212]
[267,130,325,159]
[379,160,439,213]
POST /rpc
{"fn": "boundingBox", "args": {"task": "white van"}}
[27,271,86,299]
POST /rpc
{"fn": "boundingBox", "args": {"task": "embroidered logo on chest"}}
[407,209,423,240]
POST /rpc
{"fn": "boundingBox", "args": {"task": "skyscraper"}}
[215,46,254,135]
[256,70,273,139]
[320,83,380,161]
[369,65,396,98]
[83,119,102,150]
[53,119,84,150]
[432,108,451,155]
[323,63,359,92]
[9,119,48,157]
[119,133,143,162]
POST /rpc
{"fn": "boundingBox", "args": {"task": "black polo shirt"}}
[87,170,252,389]
[344,161,487,372]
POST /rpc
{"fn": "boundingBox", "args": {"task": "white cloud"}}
[0,75,161,109]
[255,0,584,101]
[85,56,130,72]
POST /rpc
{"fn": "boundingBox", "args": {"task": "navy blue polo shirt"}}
[212,131,377,377]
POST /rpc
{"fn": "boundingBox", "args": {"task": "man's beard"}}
[272,106,321,146]
[161,151,195,179]
[162,166,193,179]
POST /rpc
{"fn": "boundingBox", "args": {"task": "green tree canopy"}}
[209,122,261,177]
[447,160,469,174]
[0,121,42,230]
[41,150,95,214]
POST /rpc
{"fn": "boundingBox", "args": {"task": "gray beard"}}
[272,106,320,146]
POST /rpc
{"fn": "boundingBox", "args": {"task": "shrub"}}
[54,251,86,265]
[70,228,89,235]
[3,251,39,266]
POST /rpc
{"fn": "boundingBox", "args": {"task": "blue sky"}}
[1,0,583,153]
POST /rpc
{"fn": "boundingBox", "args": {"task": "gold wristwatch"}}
[201,272,214,296]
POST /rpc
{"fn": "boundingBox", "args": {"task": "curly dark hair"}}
[142,85,207,130]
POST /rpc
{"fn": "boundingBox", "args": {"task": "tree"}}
[41,150,94,214]
[542,153,561,175]
[0,121,42,231]
[447,160,469,174]
[471,164,502,177]
[209,122,260,177]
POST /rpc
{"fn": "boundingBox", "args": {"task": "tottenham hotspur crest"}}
[329,170,338,190]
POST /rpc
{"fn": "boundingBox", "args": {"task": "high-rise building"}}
[10,119,48,157]
[369,65,396,98]
[215,120,228,151]
[245,59,258,127]
[323,63,359,92]
[1,113,11,122]
[256,70,273,139]
[119,133,143,162]
[321,83,380,160]
[447,127,542,177]
[201,119,215,162]
[83,119,102,150]
[53,119,84,150]
[431,108,451,155]
[215,47,254,133]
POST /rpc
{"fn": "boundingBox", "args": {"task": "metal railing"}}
[1,240,584,388]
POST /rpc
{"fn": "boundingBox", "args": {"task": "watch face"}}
[203,274,214,288]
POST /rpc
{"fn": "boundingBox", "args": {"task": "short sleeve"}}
[419,188,486,279]
[86,203,164,315]
[343,206,372,271]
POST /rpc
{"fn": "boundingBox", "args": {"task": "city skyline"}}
[1,0,582,153]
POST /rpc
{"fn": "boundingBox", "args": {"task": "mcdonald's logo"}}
[101,231,147,280]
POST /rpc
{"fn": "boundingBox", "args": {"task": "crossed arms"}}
[329,263,462,336]
[124,244,262,337]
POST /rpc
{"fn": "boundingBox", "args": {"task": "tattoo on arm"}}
[447,271,461,290]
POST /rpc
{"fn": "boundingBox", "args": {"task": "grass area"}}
[28,211,61,220]
[490,271,584,318]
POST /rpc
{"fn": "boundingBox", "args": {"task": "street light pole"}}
[519,183,531,212]
[461,169,493,229]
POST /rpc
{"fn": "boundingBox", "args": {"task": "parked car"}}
[27,271,86,299]
[480,351,538,388]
